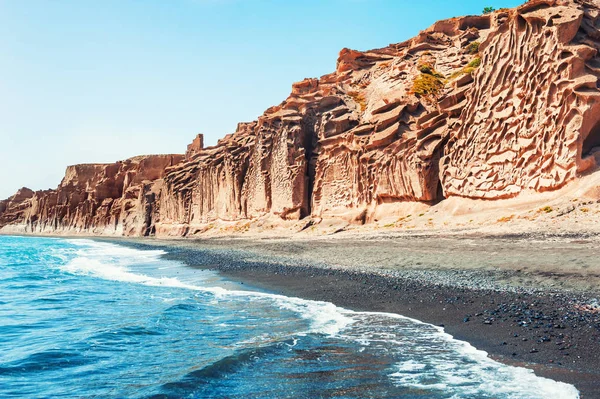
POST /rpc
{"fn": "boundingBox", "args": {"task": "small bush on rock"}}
[418,64,433,74]
[468,57,481,68]
[449,56,482,80]
[411,74,444,98]
[466,41,480,54]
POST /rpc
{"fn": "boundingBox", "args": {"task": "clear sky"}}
[0,0,523,199]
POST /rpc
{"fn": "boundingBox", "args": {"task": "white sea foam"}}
[395,359,426,372]
[61,248,228,295]
[60,239,352,336]
[345,312,580,399]
[65,239,168,262]
[58,239,580,399]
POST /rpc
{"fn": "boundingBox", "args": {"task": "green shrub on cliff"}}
[418,64,433,74]
[449,57,482,80]
[411,73,444,98]
[468,57,481,68]
[466,41,480,54]
[417,63,444,78]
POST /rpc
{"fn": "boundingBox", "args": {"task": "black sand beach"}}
[112,234,600,398]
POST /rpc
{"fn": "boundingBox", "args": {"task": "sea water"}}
[0,236,580,398]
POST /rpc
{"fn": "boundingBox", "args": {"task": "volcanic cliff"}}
[3,0,600,237]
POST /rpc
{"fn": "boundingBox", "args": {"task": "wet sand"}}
[108,233,600,398]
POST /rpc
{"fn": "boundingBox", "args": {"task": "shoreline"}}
[106,234,600,398]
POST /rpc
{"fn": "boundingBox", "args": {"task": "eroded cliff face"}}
[0,188,34,227]
[0,155,183,236]
[3,0,600,237]
[441,0,600,198]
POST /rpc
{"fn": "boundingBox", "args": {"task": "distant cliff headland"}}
[4,0,600,237]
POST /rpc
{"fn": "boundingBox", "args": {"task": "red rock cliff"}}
[0,155,183,235]
[3,0,600,236]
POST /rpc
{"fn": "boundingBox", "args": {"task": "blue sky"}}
[0,0,523,199]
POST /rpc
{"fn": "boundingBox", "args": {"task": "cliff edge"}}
[4,0,600,237]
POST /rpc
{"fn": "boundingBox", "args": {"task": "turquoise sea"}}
[0,236,579,398]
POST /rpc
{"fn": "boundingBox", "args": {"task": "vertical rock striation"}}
[441,0,600,199]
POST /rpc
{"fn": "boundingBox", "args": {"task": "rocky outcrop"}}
[0,188,34,227]
[186,134,205,160]
[1,155,183,236]
[3,0,600,237]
